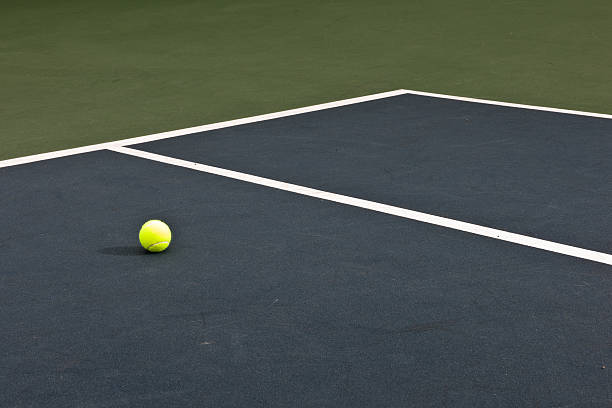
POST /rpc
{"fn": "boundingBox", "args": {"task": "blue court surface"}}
[1,91,611,407]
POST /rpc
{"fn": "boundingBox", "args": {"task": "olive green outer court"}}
[2,0,612,160]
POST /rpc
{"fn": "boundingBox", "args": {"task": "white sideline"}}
[402,89,612,119]
[0,90,408,169]
[108,146,612,266]
[2,88,612,169]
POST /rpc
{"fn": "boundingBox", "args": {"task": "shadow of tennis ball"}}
[98,246,151,256]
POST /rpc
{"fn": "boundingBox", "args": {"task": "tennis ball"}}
[139,220,172,252]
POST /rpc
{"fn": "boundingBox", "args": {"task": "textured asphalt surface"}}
[135,94,612,253]
[1,96,611,407]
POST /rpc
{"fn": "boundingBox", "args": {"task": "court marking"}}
[108,146,612,266]
[402,89,612,120]
[2,88,612,169]
[0,90,408,169]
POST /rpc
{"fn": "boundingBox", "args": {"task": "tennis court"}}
[2,2,611,407]
[2,90,611,407]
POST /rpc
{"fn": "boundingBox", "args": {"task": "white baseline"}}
[108,146,612,266]
[2,88,612,169]
[0,90,407,169]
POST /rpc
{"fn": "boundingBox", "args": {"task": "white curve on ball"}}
[147,241,169,250]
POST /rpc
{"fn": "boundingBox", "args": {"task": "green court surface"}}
[2,0,612,160]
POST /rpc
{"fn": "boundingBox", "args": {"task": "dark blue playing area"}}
[1,93,611,407]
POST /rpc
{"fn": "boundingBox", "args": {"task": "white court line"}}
[402,89,612,119]
[2,88,612,169]
[0,90,408,169]
[108,146,612,266]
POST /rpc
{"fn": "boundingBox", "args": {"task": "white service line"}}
[108,146,612,266]
[0,90,408,169]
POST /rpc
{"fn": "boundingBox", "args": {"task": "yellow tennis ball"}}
[139,220,172,253]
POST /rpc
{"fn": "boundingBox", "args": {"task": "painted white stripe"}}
[108,146,612,266]
[3,88,612,169]
[0,90,408,169]
[401,89,612,119]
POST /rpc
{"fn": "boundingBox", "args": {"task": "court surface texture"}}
[1,90,611,407]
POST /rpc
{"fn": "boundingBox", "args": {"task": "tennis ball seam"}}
[147,241,169,250]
